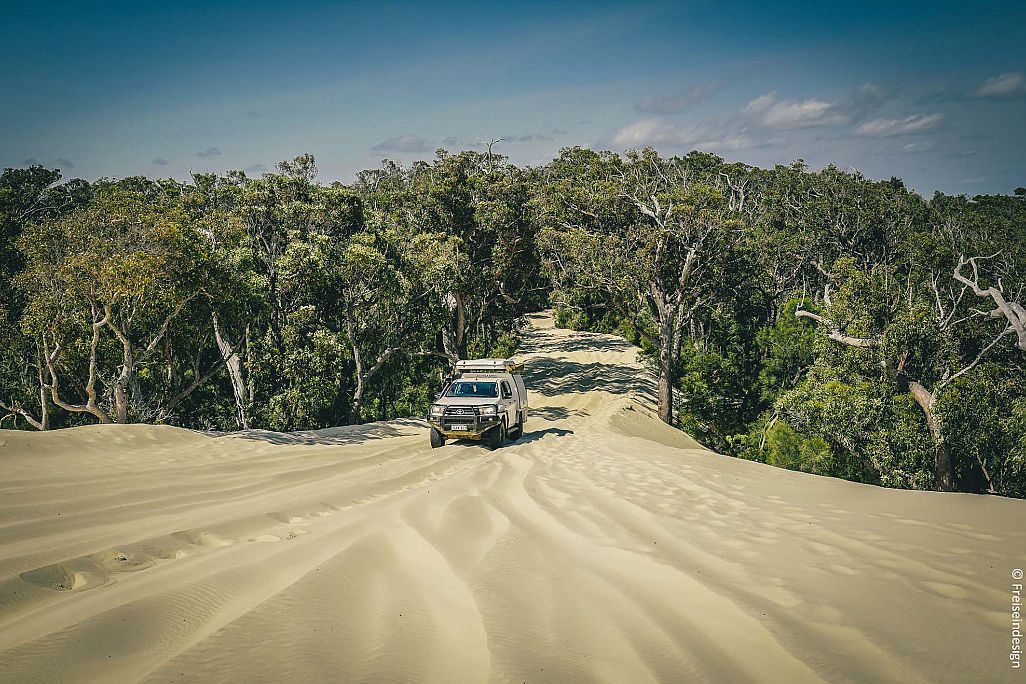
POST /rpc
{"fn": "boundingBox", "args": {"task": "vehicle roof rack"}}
[455,358,524,374]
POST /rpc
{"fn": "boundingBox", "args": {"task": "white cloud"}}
[742,92,777,115]
[609,117,785,152]
[372,135,432,153]
[902,141,934,153]
[699,133,787,152]
[610,118,698,147]
[977,72,1026,98]
[763,100,841,128]
[743,92,846,129]
[703,134,752,151]
[851,83,886,107]
[855,113,943,136]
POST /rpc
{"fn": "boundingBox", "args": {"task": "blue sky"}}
[2,0,1024,195]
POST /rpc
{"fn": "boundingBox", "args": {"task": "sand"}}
[0,313,1023,683]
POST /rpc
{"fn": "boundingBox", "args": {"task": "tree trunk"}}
[441,293,465,365]
[42,330,111,424]
[346,307,365,425]
[36,343,49,430]
[351,355,365,424]
[105,314,134,424]
[657,308,675,425]
[351,390,364,424]
[114,347,132,424]
[908,380,954,491]
[212,313,249,429]
[245,325,255,404]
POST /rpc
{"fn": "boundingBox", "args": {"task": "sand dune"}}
[0,313,1023,683]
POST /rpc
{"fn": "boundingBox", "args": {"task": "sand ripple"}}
[0,313,1023,683]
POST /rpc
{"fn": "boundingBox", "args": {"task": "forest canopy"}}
[1,150,1023,497]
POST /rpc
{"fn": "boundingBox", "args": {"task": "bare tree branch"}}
[795,285,879,348]
[0,399,44,430]
[954,254,1026,351]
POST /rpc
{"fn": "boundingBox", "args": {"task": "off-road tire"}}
[429,427,445,449]
[507,413,523,440]
[486,420,506,451]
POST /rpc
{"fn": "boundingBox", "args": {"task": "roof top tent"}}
[455,358,524,375]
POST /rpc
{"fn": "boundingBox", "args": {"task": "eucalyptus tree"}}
[14,186,221,424]
[231,157,366,428]
[184,171,264,429]
[791,190,1025,491]
[235,155,359,352]
[355,150,543,367]
[539,147,743,425]
[0,167,92,429]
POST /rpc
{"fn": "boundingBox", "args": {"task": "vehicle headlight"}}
[430,404,445,417]
[478,405,496,416]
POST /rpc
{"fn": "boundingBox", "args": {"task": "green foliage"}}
[768,370,935,488]
[762,421,831,475]
[756,300,818,401]
[675,344,753,450]
[538,149,1024,496]
[0,151,1022,500]
[937,366,1026,497]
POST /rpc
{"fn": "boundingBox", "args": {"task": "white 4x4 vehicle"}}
[428,358,528,450]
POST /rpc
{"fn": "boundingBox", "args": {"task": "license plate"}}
[450,424,470,431]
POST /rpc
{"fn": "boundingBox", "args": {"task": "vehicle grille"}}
[443,406,478,417]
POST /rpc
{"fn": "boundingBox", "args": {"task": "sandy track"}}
[0,313,1023,683]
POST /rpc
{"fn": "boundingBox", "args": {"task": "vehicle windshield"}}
[445,381,498,398]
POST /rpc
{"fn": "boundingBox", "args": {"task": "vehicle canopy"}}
[455,358,524,375]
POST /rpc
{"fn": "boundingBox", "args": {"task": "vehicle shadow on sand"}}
[226,420,420,446]
[515,427,574,444]
[445,427,574,450]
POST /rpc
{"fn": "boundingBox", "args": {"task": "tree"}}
[795,253,1023,491]
[0,166,91,429]
[356,151,544,368]
[953,255,1026,352]
[185,171,263,429]
[16,186,219,424]
[540,147,742,425]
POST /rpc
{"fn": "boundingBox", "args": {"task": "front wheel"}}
[429,427,446,449]
[486,420,506,451]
